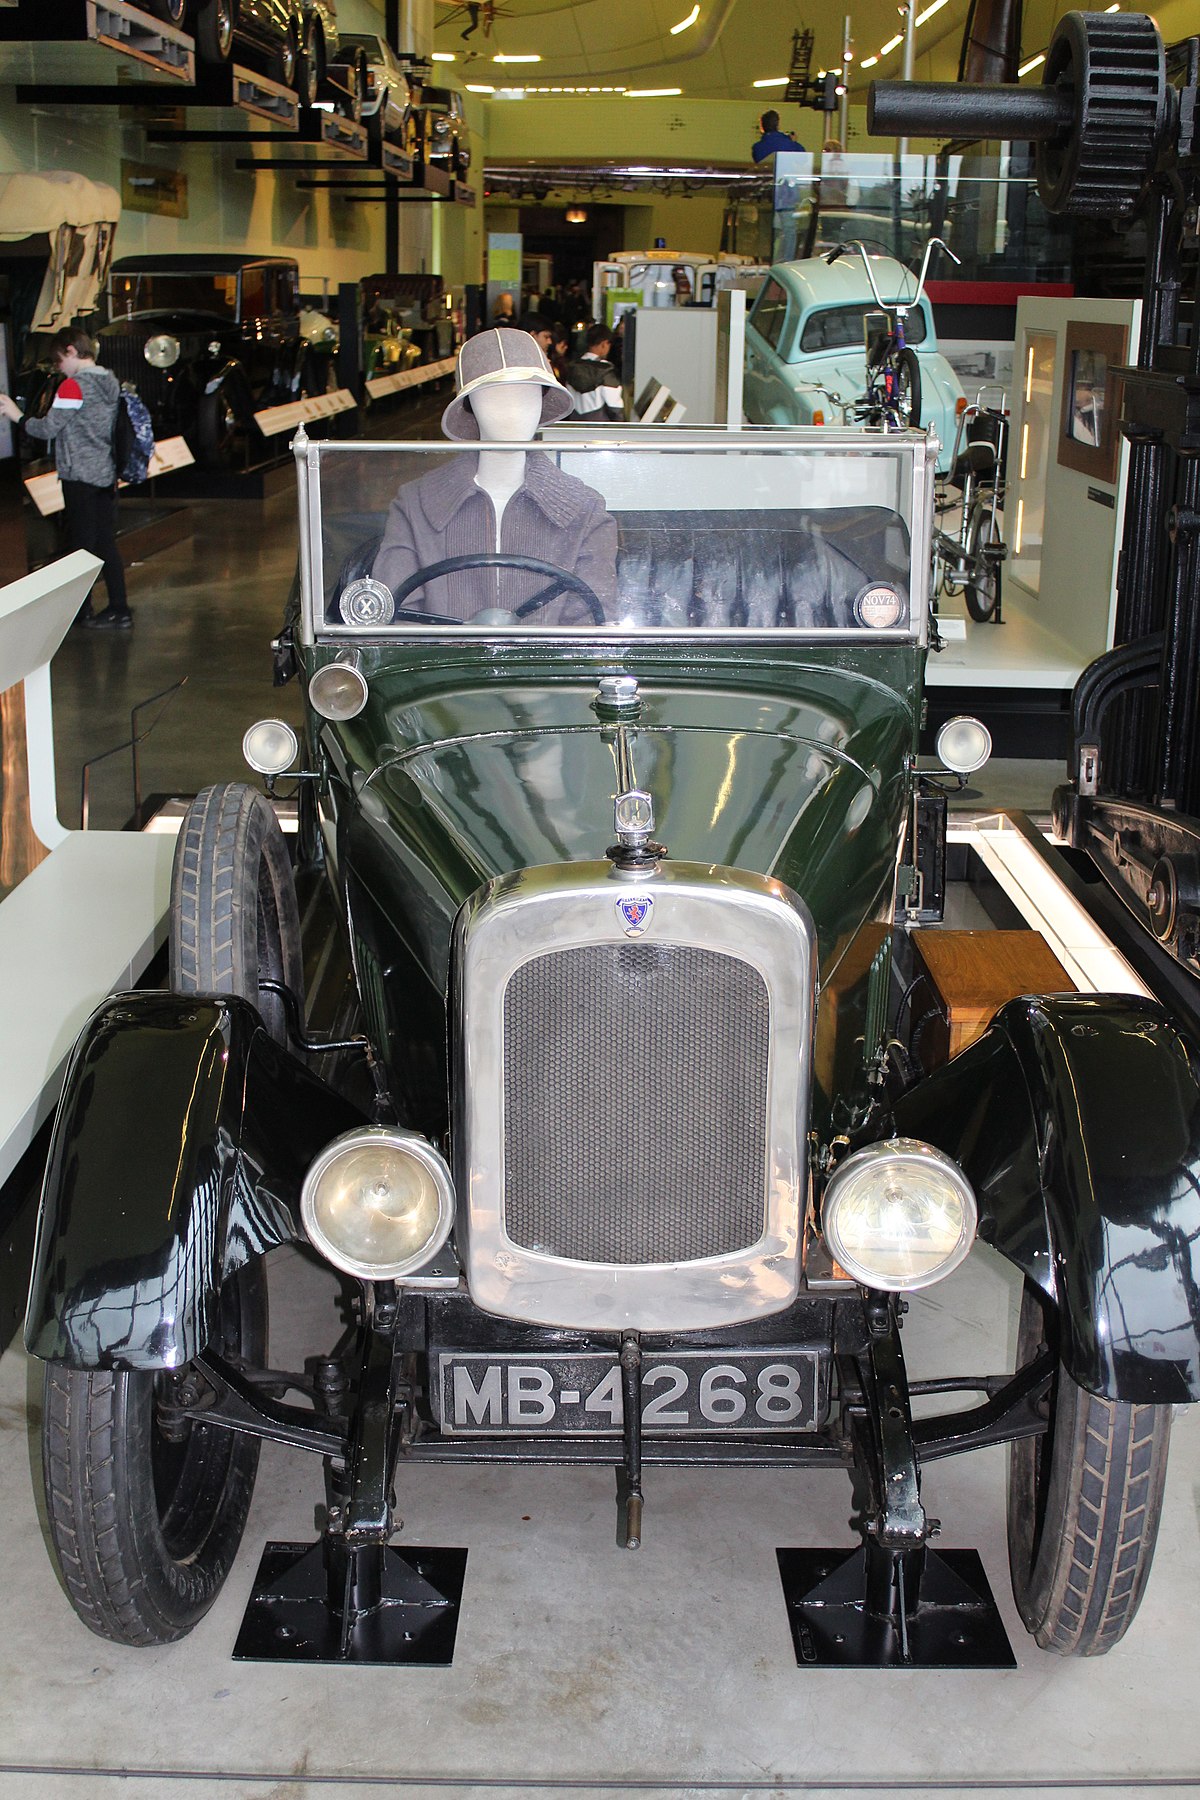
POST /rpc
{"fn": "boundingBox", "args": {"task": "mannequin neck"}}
[473,446,527,526]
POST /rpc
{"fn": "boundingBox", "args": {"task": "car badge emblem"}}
[616,893,654,936]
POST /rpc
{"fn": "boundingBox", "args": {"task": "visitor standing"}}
[752,110,804,162]
[0,326,131,629]
[563,325,624,422]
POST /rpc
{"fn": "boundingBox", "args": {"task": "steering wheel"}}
[387,553,606,625]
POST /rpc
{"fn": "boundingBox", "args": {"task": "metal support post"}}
[233,1288,467,1664]
[776,1297,1015,1667]
[898,0,917,159]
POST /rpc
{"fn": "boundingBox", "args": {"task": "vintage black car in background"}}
[97,253,324,466]
[22,414,1200,1670]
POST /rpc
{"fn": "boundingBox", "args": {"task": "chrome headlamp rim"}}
[301,1125,456,1282]
[144,332,181,369]
[936,713,993,777]
[308,652,369,721]
[242,716,299,776]
[821,1136,977,1293]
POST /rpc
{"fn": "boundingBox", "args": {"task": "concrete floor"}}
[5,458,1197,1796]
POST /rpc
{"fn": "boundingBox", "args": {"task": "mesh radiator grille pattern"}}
[502,941,770,1265]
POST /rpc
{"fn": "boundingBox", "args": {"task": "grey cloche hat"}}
[441,327,573,440]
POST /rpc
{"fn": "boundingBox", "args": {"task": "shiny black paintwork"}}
[24,993,365,1370]
[894,993,1200,1404]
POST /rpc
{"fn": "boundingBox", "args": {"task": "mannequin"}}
[371,328,619,622]
[470,381,543,551]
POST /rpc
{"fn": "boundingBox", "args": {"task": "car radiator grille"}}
[501,942,770,1265]
[97,334,209,409]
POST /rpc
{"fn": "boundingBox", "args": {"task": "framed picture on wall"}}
[1058,319,1128,483]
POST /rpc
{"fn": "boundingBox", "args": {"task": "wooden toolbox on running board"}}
[907,930,1076,1072]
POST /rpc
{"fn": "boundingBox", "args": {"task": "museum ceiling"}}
[429,0,1082,101]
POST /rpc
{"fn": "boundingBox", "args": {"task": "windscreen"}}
[310,439,919,638]
[109,271,238,318]
[798,301,927,355]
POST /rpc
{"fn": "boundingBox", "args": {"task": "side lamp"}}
[934,715,992,786]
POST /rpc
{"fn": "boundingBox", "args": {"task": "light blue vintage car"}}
[744,255,964,470]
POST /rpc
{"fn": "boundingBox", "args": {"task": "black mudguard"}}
[894,993,1200,1404]
[25,993,367,1371]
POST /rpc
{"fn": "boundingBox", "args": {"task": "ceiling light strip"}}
[670,4,700,32]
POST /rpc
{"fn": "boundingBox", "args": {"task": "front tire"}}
[193,0,234,62]
[963,496,1003,623]
[297,16,323,106]
[149,0,187,26]
[1007,1283,1171,1655]
[894,345,922,428]
[272,17,298,90]
[171,781,303,1045]
[41,1266,266,1646]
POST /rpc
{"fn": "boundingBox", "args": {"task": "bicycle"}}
[825,235,960,433]
[932,385,1009,625]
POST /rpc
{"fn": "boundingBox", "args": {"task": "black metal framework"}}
[157,1283,1046,1667]
[872,18,1200,976]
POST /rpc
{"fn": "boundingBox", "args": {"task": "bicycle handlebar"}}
[825,235,962,315]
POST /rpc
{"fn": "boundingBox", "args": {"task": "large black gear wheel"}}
[1038,12,1168,217]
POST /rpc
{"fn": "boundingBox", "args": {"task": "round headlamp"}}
[936,715,992,777]
[301,1127,455,1281]
[822,1138,977,1292]
[144,332,180,369]
[309,657,368,721]
[242,717,298,776]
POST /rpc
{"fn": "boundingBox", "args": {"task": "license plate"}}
[436,1349,820,1436]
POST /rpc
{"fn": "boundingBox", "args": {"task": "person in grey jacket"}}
[0,326,131,629]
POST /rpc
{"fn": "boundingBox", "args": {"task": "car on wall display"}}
[412,84,470,175]
[97,252,327,467]
[146,0,357,111]
[336,30,419,155]
[744,254,964,470]
[21,416,1200,1670]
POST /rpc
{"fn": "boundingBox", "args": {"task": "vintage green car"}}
[23,425,1200,1666]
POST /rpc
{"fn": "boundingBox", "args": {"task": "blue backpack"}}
[114,383,155,484]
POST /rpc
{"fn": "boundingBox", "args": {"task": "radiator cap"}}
[594,673,641,721]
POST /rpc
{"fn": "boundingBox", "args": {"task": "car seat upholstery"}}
[611,507,909,628]
[325,506,909,629]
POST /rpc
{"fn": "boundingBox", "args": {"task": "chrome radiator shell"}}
[451,860,815,1332]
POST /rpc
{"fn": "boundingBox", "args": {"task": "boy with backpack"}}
[0,325,135,629]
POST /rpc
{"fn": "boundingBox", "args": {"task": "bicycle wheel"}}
[964,497,1003,623]
[894,347,922,428]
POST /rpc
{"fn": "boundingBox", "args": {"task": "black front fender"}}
[894,994,1200,1404]
[25,993,367,1371]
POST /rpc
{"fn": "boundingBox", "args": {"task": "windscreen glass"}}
[312,440,917,637]
[798,301,927,355]
[109,272,239,317]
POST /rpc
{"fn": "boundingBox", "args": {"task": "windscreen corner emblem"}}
[616,893,654,936]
